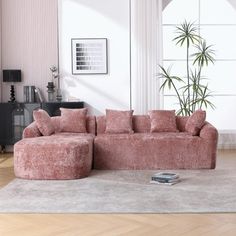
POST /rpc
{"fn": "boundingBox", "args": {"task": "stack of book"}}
[150,172,180,185]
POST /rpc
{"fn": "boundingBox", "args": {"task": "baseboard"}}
[218,130,236,149]
[217,143,236,149]
[2,145,13,153]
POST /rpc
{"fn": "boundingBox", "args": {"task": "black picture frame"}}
[71,38,108,75]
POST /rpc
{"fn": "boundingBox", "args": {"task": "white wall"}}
[59,0,131,115]
[1,0,58,102]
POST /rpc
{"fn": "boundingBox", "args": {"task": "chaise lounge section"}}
[14,115,95,180]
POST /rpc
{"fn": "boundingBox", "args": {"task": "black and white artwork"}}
[71,38,108,74]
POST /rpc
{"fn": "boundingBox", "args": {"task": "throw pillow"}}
[149,110,178,132]
[60,108,87,133]
[185,109,206,136]
[33,109,55,136]
[105,109,134,134]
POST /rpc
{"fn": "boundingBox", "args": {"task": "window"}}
[162,0,236,130]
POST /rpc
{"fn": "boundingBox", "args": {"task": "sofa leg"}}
[0,145,6,154]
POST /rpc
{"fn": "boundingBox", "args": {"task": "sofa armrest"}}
[199,122,218,141]
[22,121,42,138]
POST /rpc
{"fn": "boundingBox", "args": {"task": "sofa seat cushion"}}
[94,132,213,170]
[14,135,93,180]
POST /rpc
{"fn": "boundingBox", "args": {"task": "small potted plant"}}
[50,66,62,102]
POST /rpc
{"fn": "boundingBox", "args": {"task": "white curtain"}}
[130,0,163,114]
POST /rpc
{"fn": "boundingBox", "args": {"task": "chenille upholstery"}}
[60,108,87,133]
[149,110,178,132]
[105,109,134,134]
[15,112,218,179]
[14,116,95,180]
[33,109,55,136]
[185,109,206,136]
[14,134,93,180]
[94,115,218,170]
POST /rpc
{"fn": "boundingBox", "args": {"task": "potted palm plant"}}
[159,21,215,116]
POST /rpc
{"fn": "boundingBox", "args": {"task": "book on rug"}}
[152,172,179,180]
[150,172,180,185]
[150,179,180,185]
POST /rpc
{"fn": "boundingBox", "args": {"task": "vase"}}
[47,82,55,102]
[56,88,63,102]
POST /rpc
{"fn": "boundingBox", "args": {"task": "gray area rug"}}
[0,170,235,213]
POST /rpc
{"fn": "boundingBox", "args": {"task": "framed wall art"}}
[71,38,108,75]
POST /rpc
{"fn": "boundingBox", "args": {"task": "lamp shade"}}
[3,70,21,82]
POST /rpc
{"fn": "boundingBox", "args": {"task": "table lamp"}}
[3,70,21,103]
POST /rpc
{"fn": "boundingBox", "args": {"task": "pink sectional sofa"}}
[14,110,218,180]
[94,115,218,170]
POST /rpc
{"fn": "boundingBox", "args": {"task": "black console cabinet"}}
[0,101,84,148]
[42,102,84,116]
[0,103,40,146]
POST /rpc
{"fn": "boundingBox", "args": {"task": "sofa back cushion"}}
[132,115,151,133]
[86,116,96,134]
[96,116,106,134]
[60,108,87,133]
[33,109,55,136]
[149,110,178,132]
[176,116,189,132]
[96,115,151,134]
[96,115,192,134]
[105,109,134,134]
[185,110,206,135]
[51,116,61,133]
[50,115,96,134]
